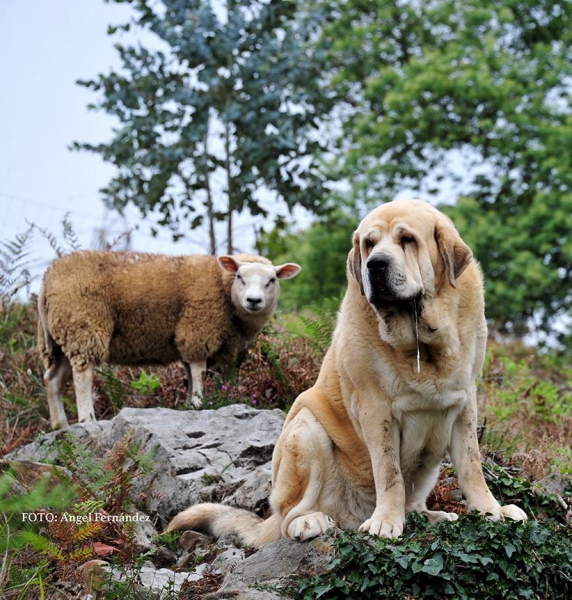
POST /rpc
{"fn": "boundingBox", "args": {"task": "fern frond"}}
[1,228,34,266]
[54,433,109,499]
[74,499,105,516]
[19,530,64,561]
[32,223,66,258]
[70,521,103,543]
[106,228,132,251]
[96,367,126,407]
[67,546,93,562]
[299,294,342,351]
[61,213,81,252]
[0,225,34,300]
[1,218,82,301]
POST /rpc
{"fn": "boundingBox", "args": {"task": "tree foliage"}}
[317,0,572,336]
[260,207,355,310]
[74,0,332,253]
[72,0,571,337]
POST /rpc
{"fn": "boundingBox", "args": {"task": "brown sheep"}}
[37,251,301,429]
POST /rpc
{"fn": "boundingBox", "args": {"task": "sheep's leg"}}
[44,356,72,429]
[73,363,96,423]
[185,361,206,408]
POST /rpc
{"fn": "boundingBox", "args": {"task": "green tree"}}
[74,0,332,254]
[317,0,572,337]
[260,207,355,309]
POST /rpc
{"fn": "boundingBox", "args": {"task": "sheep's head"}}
[218,255,301,315]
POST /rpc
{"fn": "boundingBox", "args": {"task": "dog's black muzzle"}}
[367,255,398,305]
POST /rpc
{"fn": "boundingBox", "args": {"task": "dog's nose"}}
[367,255,391,271]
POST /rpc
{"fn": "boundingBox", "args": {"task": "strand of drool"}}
[413,298,421,374]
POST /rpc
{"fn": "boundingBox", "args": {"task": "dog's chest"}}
[390,378,468,423]
[397,408,460,478]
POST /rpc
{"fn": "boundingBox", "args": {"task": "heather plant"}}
[201,329,322,412]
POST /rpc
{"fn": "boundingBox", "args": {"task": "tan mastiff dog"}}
[167,199,527,545]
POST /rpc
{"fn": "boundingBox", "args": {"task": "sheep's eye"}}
[266,278,276,288]
[237,275,245,284]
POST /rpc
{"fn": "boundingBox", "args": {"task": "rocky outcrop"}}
[206,534,337,599]
[8,404,284,527]
[6,405,336,598]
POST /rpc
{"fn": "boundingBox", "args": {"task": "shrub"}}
[201,326,323,411]
[479,341,572,479]
[1,433,157,598]
[296,514,572,599]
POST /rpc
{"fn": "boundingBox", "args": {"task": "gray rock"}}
[153,546,178,569]
[6,405,338,599]
[7,404,286,529]
[211,546,246,575]
[106,565,200,599]
[207,534,337,599]
[0,459,69,493]
[178,530,212,552]
[133,510,160,553]
[536,472,569,498]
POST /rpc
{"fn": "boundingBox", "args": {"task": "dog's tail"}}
[165,503,281,548]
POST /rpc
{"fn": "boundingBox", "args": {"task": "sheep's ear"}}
[218,256,240,273]
[274,263,301,280]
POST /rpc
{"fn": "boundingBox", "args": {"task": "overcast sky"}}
[0,0,273,292]
[1,1,131,246]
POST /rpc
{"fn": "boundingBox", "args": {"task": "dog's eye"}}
[364,239,375,252]
[400,235,415,249]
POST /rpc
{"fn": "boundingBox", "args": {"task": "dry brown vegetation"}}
[2,301,570,481]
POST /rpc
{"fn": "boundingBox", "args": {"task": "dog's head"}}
[348,200,472,313]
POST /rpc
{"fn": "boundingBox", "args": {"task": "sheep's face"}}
[218,256,301,315]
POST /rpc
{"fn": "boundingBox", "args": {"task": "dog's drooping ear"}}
[348,231,365,295]
[434,217,473,289]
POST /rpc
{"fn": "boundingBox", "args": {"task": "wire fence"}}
[0,191,288,297]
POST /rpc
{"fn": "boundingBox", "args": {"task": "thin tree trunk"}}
[204,113,216,255]
[205,181,216,255]
[225,120,233,255]
[225,2,235,255]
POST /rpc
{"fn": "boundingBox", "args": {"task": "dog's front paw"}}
[287,512,335,542]
[499,504,528,522]
[482,504,528,523]
[421,509,459,525]
[359,512,404,538]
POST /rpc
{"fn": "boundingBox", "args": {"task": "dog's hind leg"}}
[271,407,335,542]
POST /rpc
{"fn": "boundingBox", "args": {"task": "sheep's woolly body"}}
[37,250,295,428]
[38,251,270,372]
